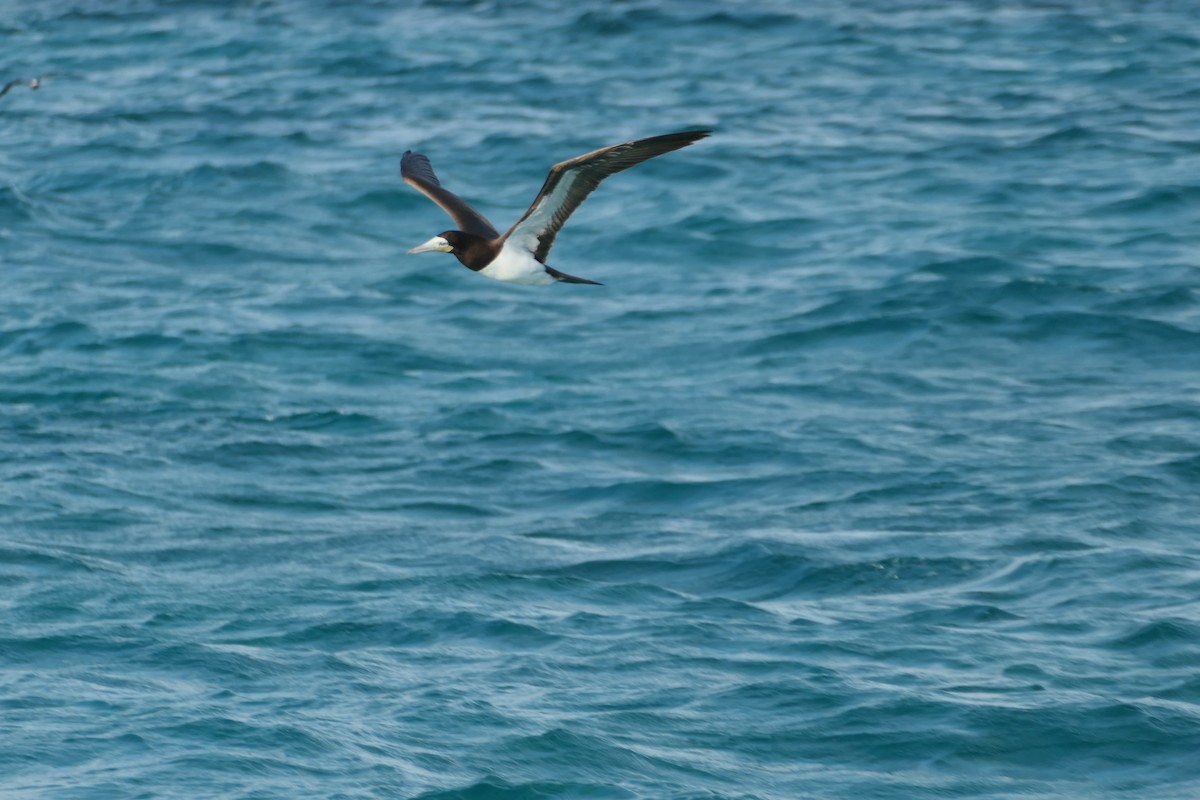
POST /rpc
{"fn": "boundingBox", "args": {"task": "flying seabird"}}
[402,130,710,286]
[0,77,41,99]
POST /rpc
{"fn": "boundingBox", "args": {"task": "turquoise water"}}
[4,1,1200,797]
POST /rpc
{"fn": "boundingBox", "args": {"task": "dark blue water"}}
[4,1,1200,797]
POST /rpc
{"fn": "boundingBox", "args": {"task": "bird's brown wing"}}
[500,130,710,263]
[401,150,500,239]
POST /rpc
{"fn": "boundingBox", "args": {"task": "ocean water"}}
[3,1,1200,797]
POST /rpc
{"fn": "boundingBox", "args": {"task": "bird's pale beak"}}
[408,236,452,254]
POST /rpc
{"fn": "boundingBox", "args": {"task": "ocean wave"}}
[1089,184,1200,216]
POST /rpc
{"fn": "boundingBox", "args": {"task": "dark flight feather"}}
[501,130,710,264]
[400,150,500,239]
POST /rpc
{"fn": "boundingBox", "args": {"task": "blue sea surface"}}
[4,1,1200,797]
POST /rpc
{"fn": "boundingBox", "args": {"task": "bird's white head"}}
[408,235,453,254]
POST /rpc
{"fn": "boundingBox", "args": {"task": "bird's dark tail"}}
[546,266,603,285]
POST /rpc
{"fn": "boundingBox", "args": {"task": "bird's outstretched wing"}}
[501,130,710,264]
[0,77,41,99]
[401,150,500,239]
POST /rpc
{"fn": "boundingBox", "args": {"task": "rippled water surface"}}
[4,1,1200,798]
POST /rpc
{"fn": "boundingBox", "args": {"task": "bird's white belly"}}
[479,243,555,285]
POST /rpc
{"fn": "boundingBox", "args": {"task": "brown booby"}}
[402,130,710,286]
